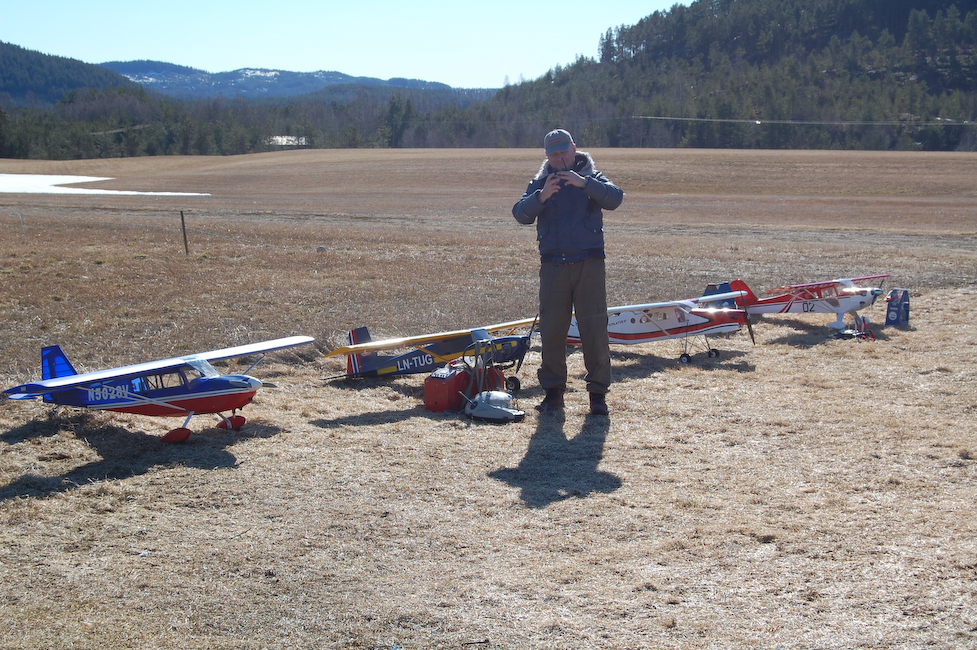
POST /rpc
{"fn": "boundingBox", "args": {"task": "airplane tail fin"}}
[345,327,375,376]
[702,281,737,308]
[41,345,78,380]
[40,345,77,404]
[728,280,759,306]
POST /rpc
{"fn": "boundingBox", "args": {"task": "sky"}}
[1,1,686,89]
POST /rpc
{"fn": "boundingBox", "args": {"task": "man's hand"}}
[540,171,586,202]
[556,170,587,188]
[539,173,562,202]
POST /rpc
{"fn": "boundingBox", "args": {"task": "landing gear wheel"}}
[708,349,720,358]
[505,376,521,394]
[162,427,192,443]
[680,353,692,364]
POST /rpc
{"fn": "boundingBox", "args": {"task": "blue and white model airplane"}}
[3,336,315,442]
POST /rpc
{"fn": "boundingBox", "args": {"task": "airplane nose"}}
[229,376,262,390]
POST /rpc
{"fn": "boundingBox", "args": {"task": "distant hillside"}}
[100,60,460,99]
[474,0,977,150]
[3,0,976,157]
[0,41,137,107]
[0,44,499,158]
[0,43,479,110]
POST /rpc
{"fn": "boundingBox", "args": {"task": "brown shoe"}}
[535,387,565,412]
[589,392,609,416]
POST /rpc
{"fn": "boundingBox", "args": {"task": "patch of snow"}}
[266,136,308,146]
[0,174,210,196]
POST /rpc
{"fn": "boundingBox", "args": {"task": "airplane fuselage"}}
[349,334,530,378]
[49,374,261,417]
[744,287,882,316]
[568,305,746,345]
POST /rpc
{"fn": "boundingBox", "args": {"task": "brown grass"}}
[1,149,976,649]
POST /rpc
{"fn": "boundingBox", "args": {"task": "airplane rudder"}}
[41,345,77,380]
[345,328,374,376]
[703,281,736,308]
[729,279,758,304]
[347,327,372,345]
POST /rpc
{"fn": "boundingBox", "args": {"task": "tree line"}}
[487,0,977,150]
[1,0,976,158]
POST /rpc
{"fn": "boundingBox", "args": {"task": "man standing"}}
[512,129,624,415]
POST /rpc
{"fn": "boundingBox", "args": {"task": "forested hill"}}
[99,60,462,100]
[0,42,138,106]
[480,0,977,150]
[2,0,976,157]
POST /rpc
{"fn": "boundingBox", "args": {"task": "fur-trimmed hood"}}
[533,151,597,181]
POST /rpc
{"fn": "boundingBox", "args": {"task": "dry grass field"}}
[0,148,975,649]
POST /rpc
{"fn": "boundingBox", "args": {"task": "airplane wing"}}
[327,294,748,359]
[767,275,890,294]
[847,274,891,283]
[4,336,314,399]
[324,318,537,357]
[190,336,315,364]
[607,290,746,313]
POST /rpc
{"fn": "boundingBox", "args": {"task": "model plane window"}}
[144,372,187,390]
[161,372,187,388]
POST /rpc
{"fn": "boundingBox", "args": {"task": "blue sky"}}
[1,1,686,89]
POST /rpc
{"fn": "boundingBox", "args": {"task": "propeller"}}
[746,315,756,345]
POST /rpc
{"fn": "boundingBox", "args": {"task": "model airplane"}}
[567,290,751,363]
[727,275,890,337]
[325,319,537,389]
[3,336,315,443]
[331,289,750,381]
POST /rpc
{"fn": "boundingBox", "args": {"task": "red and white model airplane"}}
[568,290,751,363]
[728,275,889,338]
[3,336,315,442]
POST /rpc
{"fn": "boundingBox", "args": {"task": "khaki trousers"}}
[537,258,611,394]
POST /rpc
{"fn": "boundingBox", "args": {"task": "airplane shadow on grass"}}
[326,376,425,399]
[757,316,895,347]
[0,411,281,501]
[313,372,549,429]
[490,413,621,509]
[610,346,756,380]
[310,408,424,429]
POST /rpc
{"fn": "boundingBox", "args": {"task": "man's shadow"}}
[0,412,279,501]
[489,410,621,508]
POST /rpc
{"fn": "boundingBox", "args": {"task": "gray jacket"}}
[512,151,624,263]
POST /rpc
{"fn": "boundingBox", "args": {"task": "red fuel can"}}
[424,364,504,412]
